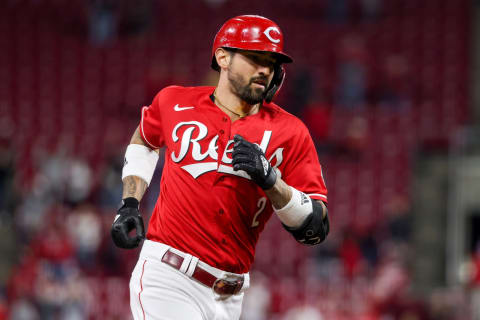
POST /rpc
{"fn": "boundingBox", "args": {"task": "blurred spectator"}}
[98,153,124,209]
[334,115,369,160]
[66,205,102,270]
[385,196,412,244]
[287,67,315,115]
[204,0,228,8]
[335,34,369,109]
[325,0,349,24]
[28,146,92,206]
[64,159,92,205]
[0,134,17,287]
[372,54,412,110]
[7,251,38,304]
[9,297,39,320]
[301,96,333,151]
[88,0,118,46]
[35,261,88,320]
[118,0,153,37]
[32,208,74,263]
[0,134,15,215]
[336,61,367,109]
[326,0,381,24]
[339,232,363,279]
[359,0,382,22]
[61,271,90,320]
[34,148,71,199]
[356,224,379,269]
[366,243,432,320]
[15,148,93,242]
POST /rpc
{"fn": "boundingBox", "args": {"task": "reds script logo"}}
[171,121,284,179]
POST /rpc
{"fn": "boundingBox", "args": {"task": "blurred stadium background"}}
[1,0,480,319]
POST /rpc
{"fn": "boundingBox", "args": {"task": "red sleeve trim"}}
[308,193,328,202]
[140,106,161,149]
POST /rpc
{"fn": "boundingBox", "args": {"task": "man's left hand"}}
[232,134,277,190]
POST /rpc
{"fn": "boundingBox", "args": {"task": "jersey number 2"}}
[251,197,267,228]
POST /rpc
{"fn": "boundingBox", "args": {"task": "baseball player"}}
[111,15,330,320]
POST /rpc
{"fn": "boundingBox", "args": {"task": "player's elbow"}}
[283,200,329,246]
[130,126,159,153]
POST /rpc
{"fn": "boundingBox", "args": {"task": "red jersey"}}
[139,86,327,274]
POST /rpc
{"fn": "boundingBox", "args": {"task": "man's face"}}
[226,50,278,105]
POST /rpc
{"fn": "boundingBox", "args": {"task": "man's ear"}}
[215,48,232,70]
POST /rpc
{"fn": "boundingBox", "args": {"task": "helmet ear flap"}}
[265,65,285,103]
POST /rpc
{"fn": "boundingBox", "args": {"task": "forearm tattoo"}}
[122,175,148,201]
[264,177,292,210]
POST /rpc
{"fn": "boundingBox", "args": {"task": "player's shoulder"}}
[153,85,214,101]
[264,102,309,133]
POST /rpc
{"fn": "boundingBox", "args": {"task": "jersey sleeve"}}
[139,90,166,149]
[281,121,328,203]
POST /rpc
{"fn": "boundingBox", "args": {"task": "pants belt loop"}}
[240,273,250,293]
[185,256,199,277]
[179,253,192,274]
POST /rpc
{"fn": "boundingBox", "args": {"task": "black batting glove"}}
[111,197,145,249]
[232,134,277,190]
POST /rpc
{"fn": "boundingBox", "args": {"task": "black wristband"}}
[261,167,277,190]
[121,197,139,209]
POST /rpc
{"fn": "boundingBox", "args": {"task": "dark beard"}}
[228,71,267,105]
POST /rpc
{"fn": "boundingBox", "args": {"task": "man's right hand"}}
[111,197,145,249]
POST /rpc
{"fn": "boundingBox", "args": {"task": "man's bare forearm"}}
[130,126,148,145]
[265,178,327,218]
[122,175,148,201]
[264,177,292,209]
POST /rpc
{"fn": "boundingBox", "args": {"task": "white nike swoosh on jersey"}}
[174,104,195,111]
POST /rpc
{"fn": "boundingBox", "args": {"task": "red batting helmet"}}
[211,15,293,71]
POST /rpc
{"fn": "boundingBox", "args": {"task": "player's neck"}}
[214,83,260,119]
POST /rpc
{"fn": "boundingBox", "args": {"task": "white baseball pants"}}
[129,240,250,320]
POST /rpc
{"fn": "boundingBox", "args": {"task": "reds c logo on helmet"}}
[210,15,293,71]
[263,26,281,43]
